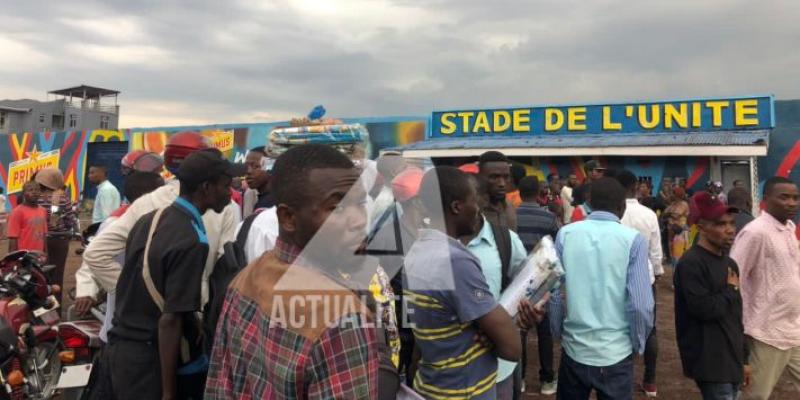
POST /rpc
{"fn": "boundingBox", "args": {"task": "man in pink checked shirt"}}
[730,176,800,400]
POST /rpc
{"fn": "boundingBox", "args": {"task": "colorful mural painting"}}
[0,118,426,209]
[0,100,796,211]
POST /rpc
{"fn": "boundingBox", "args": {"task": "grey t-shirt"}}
[404,229,499,400]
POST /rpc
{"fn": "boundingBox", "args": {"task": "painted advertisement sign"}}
[6,148,60,194]
[431,96,774,138]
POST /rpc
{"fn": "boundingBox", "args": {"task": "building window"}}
[39,113,45,123]
[100,115,109,129]
[69,114,77,128]
[0,112,5,129]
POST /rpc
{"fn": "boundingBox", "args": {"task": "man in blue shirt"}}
[550,177,654,400]
[404,166,522,400]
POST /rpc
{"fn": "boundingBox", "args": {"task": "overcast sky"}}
[2,0,799,128]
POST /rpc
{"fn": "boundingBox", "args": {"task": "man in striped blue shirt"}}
[549,177,654,400]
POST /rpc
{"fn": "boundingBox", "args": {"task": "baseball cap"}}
[585,160,605,171]
[34,168,64,190]
[458,163,479,174]
[689,191,738,225]
[175,148,246,185]
[392,167,424,202]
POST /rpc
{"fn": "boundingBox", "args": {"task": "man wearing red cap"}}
[85,132,242,325]
[674,191,750,399]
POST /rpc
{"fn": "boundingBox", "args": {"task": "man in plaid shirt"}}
[206,144,378,399]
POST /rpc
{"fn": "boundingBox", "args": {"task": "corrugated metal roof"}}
[393,130,770,151]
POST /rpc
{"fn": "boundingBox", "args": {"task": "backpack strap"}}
[489,220,513,291]
[142,208,167,311]
[141,208,191,363]
[235,210,262,251]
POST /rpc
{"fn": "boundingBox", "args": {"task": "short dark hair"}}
[615,169,638,191]
[589,177,626,213]
[727,187,751,209]
[510,162,526,187]
[271,144,354,208]
[124,172,165,203]
[763,176,795,197]
[419,166,473,214]
[90,165,108,174]
[518,176,540,200]
[478,151,509,170]
[249,146,267,156]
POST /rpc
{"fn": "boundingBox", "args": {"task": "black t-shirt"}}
[110,201,209,347]
[674,245,747,383]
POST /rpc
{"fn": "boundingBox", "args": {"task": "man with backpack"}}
[464,173,546,399]
[108,149,245,400]
[85,132,241,310]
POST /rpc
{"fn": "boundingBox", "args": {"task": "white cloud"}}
[0,0,799,128]
[59,16,147,43]
[64,43,172,68]
[0,37,51,72]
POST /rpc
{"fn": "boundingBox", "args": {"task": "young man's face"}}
[244,152,270,192]
[293,168,367,265]
[454,180,481,238]
[765,182,799,223]
[698,213,737,251]
[590,168,605,181]
[203,175,233,214]
[23,183,41,204]
[567,175,578,187]
[88,167,105,185]
[479,161,511,202]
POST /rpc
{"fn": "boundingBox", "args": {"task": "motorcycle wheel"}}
[25,342,61,399]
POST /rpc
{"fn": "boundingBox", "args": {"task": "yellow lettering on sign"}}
[458,112,475,134]
[692,102,702,128]
[493,111,511,132]
[7,150,61,194]
[638,105,661,129]
[705,101,730,127]
[544,109,564,132]
[512,109,530,132]
[567,107,587,131]
[440,113,456,135]
[664,104,688,129]
[602,106,621,131]
[473,112,491,133]
[734,99,759,126]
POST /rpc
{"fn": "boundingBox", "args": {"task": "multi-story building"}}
[0,85,119,134]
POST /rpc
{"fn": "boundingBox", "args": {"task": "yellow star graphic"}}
[25,146,40,162]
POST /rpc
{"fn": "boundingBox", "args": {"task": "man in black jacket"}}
[674,191,751,400]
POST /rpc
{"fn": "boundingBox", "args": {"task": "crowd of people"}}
[1,135,798,400]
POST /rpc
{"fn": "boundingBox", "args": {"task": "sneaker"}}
[642,383,657,397]
[540,380,557,395]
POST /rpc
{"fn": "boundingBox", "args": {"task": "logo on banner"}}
[204,130,234,153]
[7,147,60,193]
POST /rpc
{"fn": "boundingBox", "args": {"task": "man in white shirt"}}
[617,170,663,398]
[89,166,121,224]
[84,132,241,306]
[561,174,577,224]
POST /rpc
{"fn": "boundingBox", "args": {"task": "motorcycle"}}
[57,290,105,400]
[58,221,106,400]
[0,251,62,400]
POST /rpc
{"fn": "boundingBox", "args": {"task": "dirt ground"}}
[35,237,796,399]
